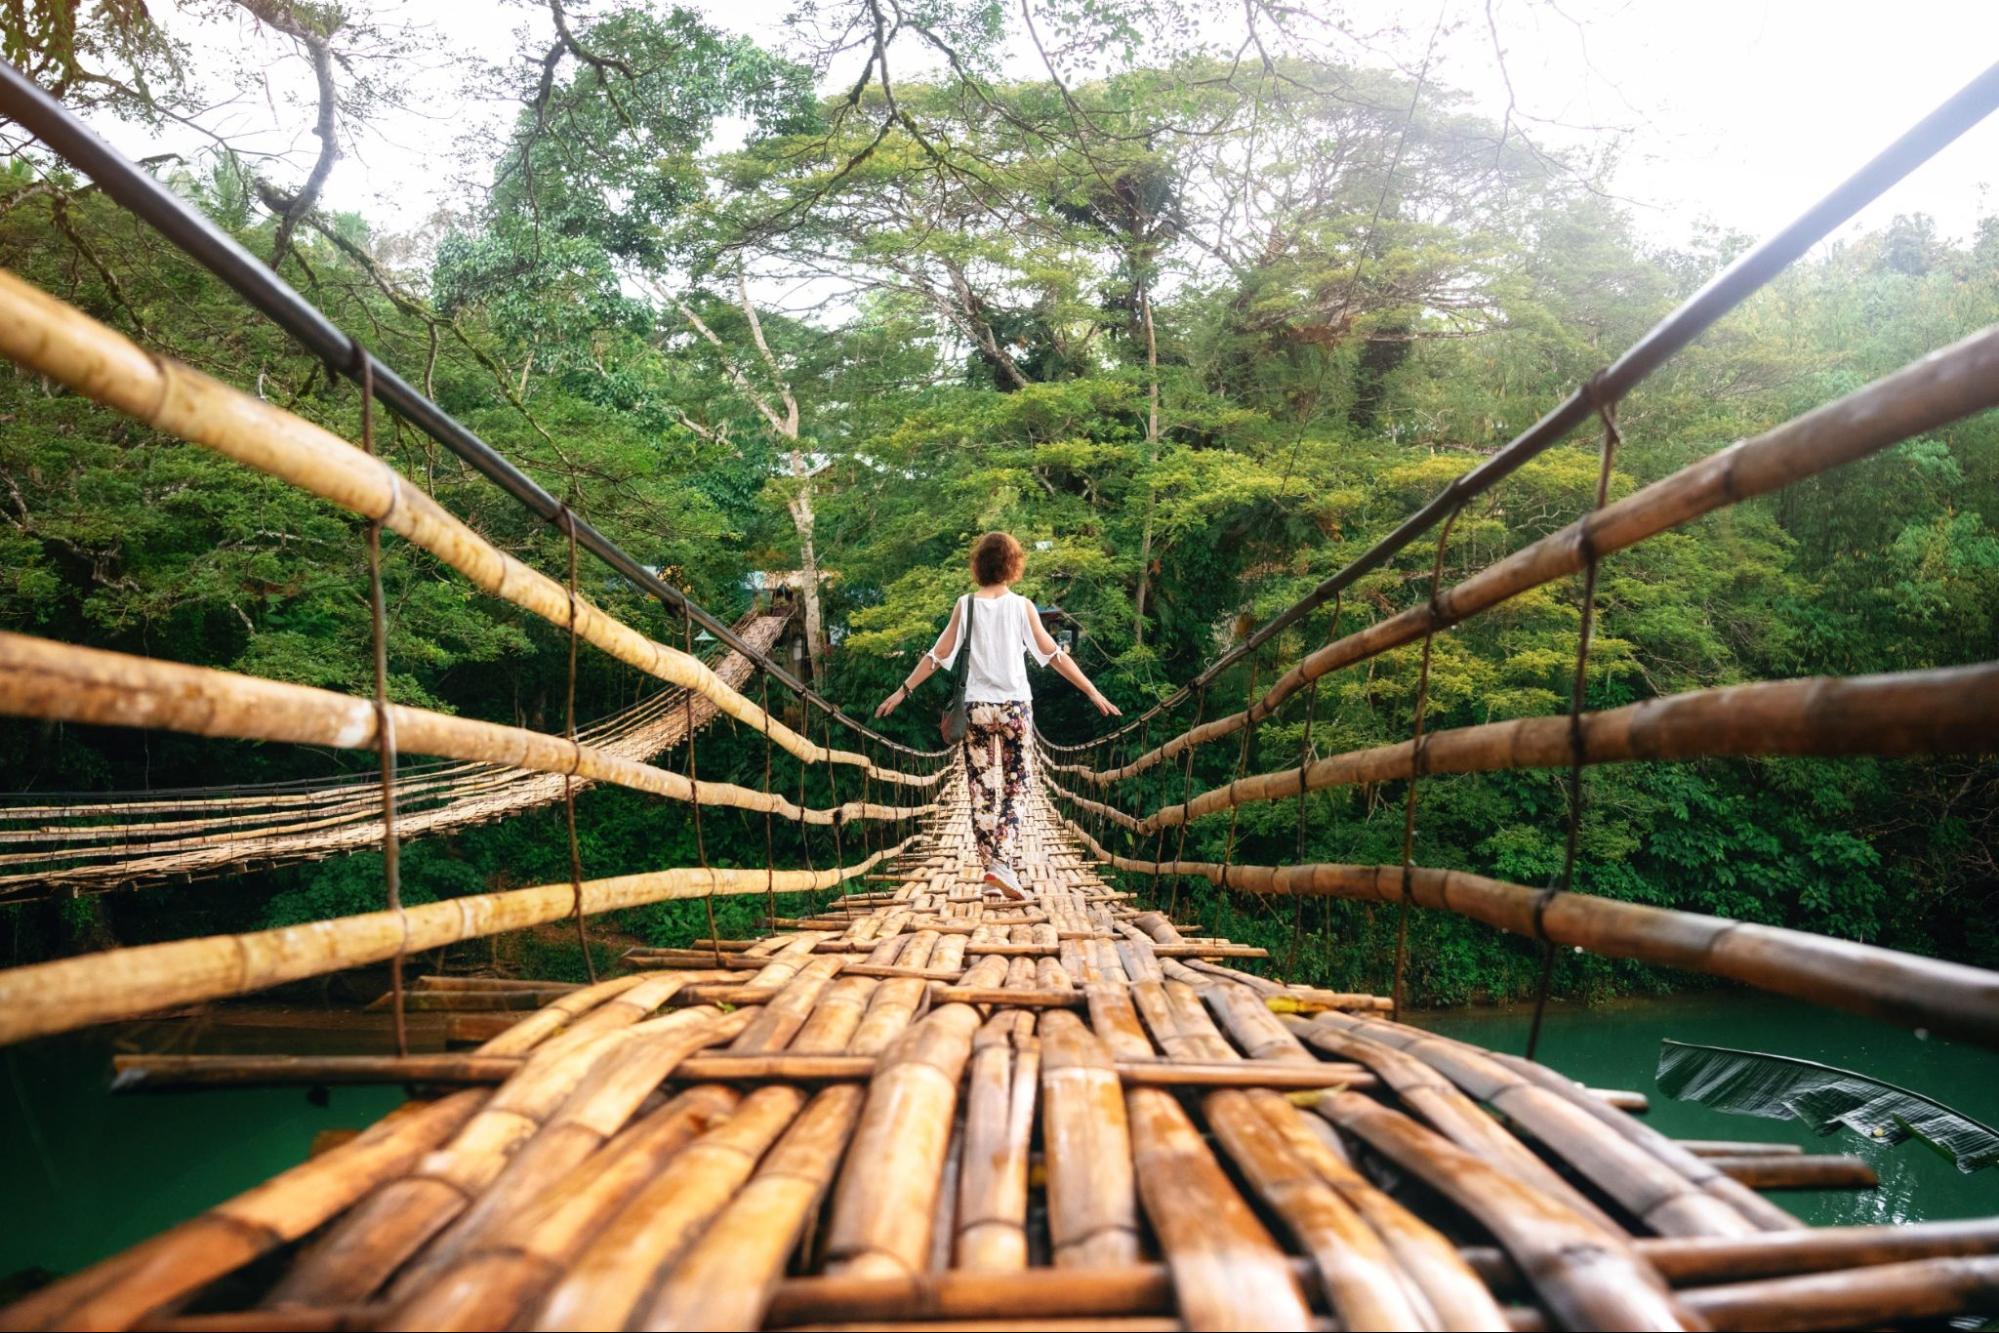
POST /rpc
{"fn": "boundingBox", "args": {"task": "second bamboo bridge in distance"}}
[3,51,1999,1333]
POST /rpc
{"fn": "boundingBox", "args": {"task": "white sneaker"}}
[982,862,1027,901]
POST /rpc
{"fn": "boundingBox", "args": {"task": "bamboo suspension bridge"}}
[2,54,1999,1333]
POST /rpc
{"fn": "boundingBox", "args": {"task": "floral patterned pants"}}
[963,701,1032,869]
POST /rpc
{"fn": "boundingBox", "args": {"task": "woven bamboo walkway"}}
[16,776,1992,1333]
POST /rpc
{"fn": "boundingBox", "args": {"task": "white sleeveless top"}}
[929,591,1057,704]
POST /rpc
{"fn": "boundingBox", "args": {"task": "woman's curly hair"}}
[970,531,1026,586]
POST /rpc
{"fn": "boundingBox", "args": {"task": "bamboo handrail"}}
[0,835,916,1046]
[0,269,935,783]
[0,633,939,834]
[1068,322,1999,785]
[1056,815,1999,1047]
[1138,663,1999,830]
[0,609,780,835]
[0,618,803,896]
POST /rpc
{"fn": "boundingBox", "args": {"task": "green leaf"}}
[1656,1039,1999,1173]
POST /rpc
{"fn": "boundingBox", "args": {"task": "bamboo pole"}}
[1300,1012,1757,1238]
[1125,1085,1315,1330]
[1145,663,1999,830]
[532,1085,808,1331]
[266,1025,642,1304]
[825,1004,982,1278]
[0,269,943,783]
[1248,1088,1503,1330]
[1675,1140,1805,1158]
[1676,1254,1999,1332]
[0,835,914,1046]
[1326,1010,1793,1232]
[1321,1090,1694,1330]
[758,1220,1999,1324]
[1202,1086,1434,1329]
[1039,1011,1141,1268]
[381,1007,751,1299]
[1079,321,1999,785]
[1634,1218,1999,1285]
[1704,1155,1877,1191]
[1061,815,1999,1048]
[635,1084,868,1330]
[1292,1017,1625,1234]
[0,632,936,826]
[765,1267,1188,1326]
[0,611,790,897]
[954,1013,1037,1270]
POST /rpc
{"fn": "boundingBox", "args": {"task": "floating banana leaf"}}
[1656,1039,1999,1174]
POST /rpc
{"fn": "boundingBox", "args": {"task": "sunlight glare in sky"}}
[94,0,1999,258]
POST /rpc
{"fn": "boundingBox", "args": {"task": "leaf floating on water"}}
[1656,1039,1999,1174]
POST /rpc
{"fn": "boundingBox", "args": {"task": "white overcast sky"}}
[88,0,1999,257]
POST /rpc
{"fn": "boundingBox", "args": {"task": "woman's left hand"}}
[1091,690,1122,717]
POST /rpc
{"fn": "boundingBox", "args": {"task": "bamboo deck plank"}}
[8,778,1996,1333]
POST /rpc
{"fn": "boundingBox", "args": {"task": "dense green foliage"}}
[1,3,1993,1001]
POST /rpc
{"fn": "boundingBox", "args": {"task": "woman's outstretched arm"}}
[875,599,962,718]
[1026,603,1121,716]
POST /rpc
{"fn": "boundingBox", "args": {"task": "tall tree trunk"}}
[786,452,827,687]
[1134,285,1160,648]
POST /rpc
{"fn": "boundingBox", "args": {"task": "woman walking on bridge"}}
[876,532,1119,899]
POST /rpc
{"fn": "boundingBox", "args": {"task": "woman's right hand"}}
[874,687,905,719]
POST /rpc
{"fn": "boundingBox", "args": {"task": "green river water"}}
[2,991,1994,1286]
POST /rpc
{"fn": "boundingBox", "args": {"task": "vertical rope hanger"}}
[352,349,408,1057]
[792,688,827,918]
[1095,735,1111,851]
[1165,684,1207,922]
[1390,505,1463,1024]
[560,506,597,984]
[1145,716,1171,906]
[820,706,847,908]
[1125,715,1151,905]
[760,672,778,928]
[1526,383,1624,1061]
[857,732,876,888]
[1284,593,1340,980]
[1117,726,1139,871]
[1220,650,1266,926]
[681,614,719,967]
